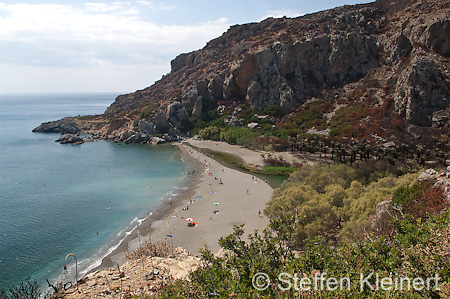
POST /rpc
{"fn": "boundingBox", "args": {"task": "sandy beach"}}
[147,143,273,254]
[95,140,273,273]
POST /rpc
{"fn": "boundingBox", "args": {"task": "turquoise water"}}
[0,94,186,289]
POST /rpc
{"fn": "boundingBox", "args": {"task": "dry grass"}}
[126,241,171,260]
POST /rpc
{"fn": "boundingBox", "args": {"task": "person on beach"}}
[258,209,261,216]
[246,189,249,195]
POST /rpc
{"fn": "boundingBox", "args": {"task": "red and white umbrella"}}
[186,218,194,222]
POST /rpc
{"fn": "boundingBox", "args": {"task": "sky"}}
[0,0,371,94]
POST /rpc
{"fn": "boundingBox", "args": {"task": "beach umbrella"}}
[166,234,173,237]
[186,218,194,222]
[213,203,219,206]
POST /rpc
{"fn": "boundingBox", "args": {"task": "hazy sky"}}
[0,0,371,94]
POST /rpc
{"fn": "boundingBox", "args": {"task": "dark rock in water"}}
[56,134,84,145]
[33,118,80,134]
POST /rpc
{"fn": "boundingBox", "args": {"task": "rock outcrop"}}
[33,118,81,134]
[394,57,450,126]
[54,247,201,299]
[34,0,450,145]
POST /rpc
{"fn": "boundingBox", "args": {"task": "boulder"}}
[150,137,166,144]
[56,134,84,145]
[124,133,150,144]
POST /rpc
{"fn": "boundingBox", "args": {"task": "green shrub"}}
[262,105,281,117]
[158,209,449,298]
[198,126,221,140]
[140,103,159,119]
[261,166,297,175]
[266,165,418,245]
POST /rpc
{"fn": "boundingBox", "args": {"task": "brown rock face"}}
[35,0,450,143]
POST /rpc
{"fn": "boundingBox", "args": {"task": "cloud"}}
[0,2,230,92]
[136,0,153,5]
[0,2,229,67]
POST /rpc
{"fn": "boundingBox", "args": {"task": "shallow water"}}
[0,94,186,288]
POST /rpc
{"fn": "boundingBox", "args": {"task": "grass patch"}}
[261,165,297,175]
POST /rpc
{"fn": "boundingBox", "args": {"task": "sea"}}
[0,93,187,291]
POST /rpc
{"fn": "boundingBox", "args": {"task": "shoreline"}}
[90,140,273,274]
[90,143,204,272]
[147,142,272,254]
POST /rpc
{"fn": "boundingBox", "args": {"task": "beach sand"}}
[187,139,303,167]
[148,143,272,254]
[95,141,273,272]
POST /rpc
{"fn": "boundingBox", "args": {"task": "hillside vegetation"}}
[34,0,450,157]
[156,165,450,298]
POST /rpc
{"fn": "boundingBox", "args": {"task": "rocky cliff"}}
[34,0,450,146]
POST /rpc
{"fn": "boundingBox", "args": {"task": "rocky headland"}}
[33,0,450,149]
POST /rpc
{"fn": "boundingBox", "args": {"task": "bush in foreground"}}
[156,167,450,298]
[157,209,450,298]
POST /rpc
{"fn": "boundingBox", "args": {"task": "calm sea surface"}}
[0,93,186,289]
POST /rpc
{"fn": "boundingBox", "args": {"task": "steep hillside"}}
[34,0,450,149]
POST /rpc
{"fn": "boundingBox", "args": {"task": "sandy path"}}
[148,144,273,255]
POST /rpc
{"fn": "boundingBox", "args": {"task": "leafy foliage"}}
[158,210,450,298]
[265,164,418,245]
[198,126,221,140]
[197,125,260,148]
[157,166,449,298]
[262,105,281,117]
[261,166,297,175]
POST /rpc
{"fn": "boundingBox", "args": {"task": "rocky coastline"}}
[33,116,184,145]
[32,0,450,150]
